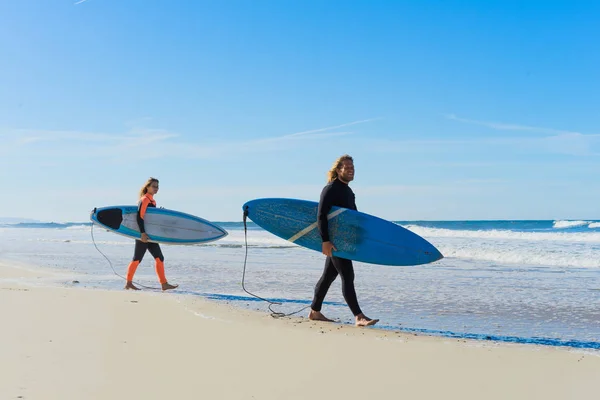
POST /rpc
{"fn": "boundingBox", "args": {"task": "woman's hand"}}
[141,233,149,243]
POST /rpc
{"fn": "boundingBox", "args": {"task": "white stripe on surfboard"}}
[288,209,346,243]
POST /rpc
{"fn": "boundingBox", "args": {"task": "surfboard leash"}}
[241,206,309,319]
[90,222,161,290]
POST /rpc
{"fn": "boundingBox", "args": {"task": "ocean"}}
[1,219,599,350]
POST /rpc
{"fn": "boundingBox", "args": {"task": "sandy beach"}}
[1,261,598,400]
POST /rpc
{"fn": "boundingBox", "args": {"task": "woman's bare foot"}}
[161,282,179,291]
[308,309,335,322]
[355,313,379,327]
[124,281,140,290]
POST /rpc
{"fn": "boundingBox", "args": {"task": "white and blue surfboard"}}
[90,205,228,245]
[243,198,443,266]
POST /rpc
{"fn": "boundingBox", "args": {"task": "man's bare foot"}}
[161,282,179,291]
[308,309,336,322]
[124,282,140,290]
[355,313,379,327]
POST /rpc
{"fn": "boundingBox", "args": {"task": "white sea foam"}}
[404,225,600,243]
[553,220,591,229]
[65,225,91,231]
[436,241,600,268]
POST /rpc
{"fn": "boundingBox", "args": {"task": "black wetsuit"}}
[132,194,164,262]
[311,179,362,316]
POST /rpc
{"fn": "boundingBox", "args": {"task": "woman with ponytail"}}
[124,177,178,291]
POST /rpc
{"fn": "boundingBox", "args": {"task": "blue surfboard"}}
[90,205,228,245]
[243,198,443,266]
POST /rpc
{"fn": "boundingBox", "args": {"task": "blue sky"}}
[1,0,599,222]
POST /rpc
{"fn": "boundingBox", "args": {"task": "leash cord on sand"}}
[90,223,160,290]
[241,206,309,319]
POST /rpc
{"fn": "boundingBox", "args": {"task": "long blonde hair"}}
[326,155,353,183]
[139,177,159,198]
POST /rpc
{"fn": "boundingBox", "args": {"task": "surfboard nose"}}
[429,248,444,262]
[420,243,444,264]
[242,200,257,218]
[94,207,123,230]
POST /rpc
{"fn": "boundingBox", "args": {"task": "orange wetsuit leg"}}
[155,258,167,284]
[126,260,140,281]
[147,242,166,284]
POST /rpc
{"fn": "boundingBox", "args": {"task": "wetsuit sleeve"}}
[317,185,334,242]
[137,197,150,234]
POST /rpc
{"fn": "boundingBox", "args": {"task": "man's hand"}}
[322,241,337,257]
[141,233,149,243]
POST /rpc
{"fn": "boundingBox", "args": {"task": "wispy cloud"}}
[254,131,354,144]
[539,132,600,156]
[445,113,580,136]
[286,118,379,137]
[444,114,600,156]
[366,133,600,157]
[74,0,89,5]
[252,118,378,144]
[1,118,379,161]
[12,128,177,144]
[0,128,184,161]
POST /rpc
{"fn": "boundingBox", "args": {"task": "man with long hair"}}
[309,155,378,326]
